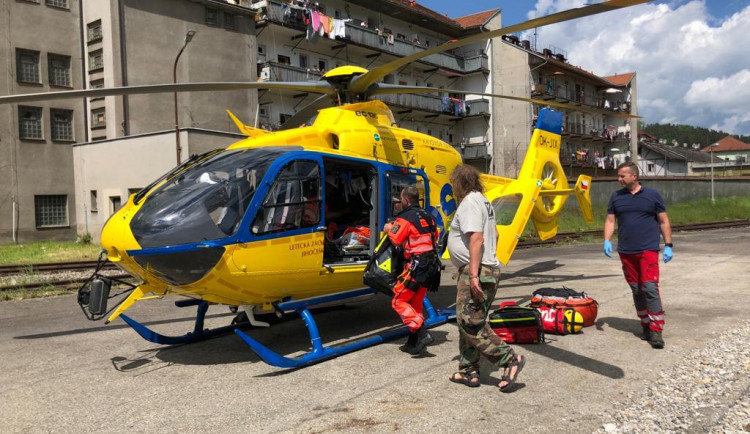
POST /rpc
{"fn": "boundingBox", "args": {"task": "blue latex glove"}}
[604,240,613,258]
[663,246,673,263]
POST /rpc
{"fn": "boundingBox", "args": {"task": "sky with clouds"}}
[419,1,750,136]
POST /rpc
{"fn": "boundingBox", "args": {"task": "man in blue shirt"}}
[604,162,673,349]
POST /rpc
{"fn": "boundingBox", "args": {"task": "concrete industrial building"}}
[1,0,639,244]
[0,0,84,243]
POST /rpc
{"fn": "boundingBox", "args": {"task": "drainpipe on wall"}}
[12,198,17,244]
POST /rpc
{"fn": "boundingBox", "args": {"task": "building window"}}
[16,49,40,83]
[35,195,68,227]
[277,55,290,65]
[87,20,102,42]
[299,54,308,69]
[317,60,326,72]
[648,163,655,172]
[109,196,122,214]
[45,0,68,8]
[48,54,71,87]
[224,13,236,30]
[19,106,43,139]
[90,190,98,212]
[205,7,219,26]
[50,109,74,141]
[279,113,291,124]
[89,78,104,101]
[91,108,106,128]
[89,49,103,71]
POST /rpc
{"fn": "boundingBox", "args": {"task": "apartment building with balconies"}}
[499,36,638,177]
[249,0,500,173]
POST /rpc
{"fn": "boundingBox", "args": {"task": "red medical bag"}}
[488,301,543,344]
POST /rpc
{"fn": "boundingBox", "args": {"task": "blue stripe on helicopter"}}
[127,150,432,257]
[535,108,563,136]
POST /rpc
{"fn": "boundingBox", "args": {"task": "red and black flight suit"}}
[387,206,439,333]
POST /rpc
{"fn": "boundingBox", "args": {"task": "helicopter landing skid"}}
[234,288,456,369]
[119,298,240,345]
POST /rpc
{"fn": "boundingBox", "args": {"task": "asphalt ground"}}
[2,227,749,433]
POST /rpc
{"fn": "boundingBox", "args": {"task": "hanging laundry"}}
[441,97,452,114]
[319,14,329,37]
[331,19,346,39]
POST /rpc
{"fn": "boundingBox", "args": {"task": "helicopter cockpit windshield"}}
[130,147,293,248]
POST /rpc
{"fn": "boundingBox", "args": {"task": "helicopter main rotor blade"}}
[278,94,334,130]
[368,84,639,119]
[0,81,336,105]
[349,0,651,95]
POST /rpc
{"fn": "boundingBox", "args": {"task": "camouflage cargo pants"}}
[456,265,513,372]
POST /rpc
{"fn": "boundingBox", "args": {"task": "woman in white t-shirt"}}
[446,165,526,392]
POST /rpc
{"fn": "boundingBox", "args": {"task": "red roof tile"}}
[701,136,750,152]
[454,9,500,28]
[604,72,636,86]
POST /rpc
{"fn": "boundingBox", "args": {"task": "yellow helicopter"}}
[1,0,646,368]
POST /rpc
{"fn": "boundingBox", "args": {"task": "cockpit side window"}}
[252,160,321,235]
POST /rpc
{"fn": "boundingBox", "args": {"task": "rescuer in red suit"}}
[383,186,440,355]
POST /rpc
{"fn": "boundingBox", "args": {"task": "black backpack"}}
[363,235,404,294]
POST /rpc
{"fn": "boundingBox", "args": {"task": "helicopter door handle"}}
[316,226,327,231]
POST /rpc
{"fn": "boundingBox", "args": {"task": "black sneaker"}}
[400,332,418,353]
[649,331,665,349]
[408,328,434,355]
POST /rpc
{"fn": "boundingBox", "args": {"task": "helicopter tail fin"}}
[574,175,594,223]
[481,174,542,265]
[226,109,271,138]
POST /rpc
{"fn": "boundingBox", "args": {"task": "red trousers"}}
[392,267,427,333]
[619,250,665,332]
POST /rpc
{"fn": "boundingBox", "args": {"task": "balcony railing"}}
[453,142,490,160]
[258,1,488,74]
[259,61,322,83]
[531,83,631,114]
[466,99,489,116]
[377,95,488,118]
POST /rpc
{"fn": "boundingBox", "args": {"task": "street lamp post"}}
[173,30,196,165]
[709,143,718,204]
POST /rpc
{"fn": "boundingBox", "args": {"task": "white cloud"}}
[522,1,750,134]
[684,69,750,112]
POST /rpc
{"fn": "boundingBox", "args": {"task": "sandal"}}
[499,353,526,392]
[449,370,481,388]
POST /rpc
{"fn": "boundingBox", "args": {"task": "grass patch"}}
[520,196,750,239]
[1,285,73,301]
[0,242,103,266]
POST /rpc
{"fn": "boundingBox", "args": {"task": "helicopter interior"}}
[320,158,425,265]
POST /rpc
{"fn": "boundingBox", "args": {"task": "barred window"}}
[16,49,40,83]
[89,49,103,71]
[90,190,98,212]
[90,78,104,101]
[19,106,43,139]
[51,109,73,141]
[91,108,106,128]
[45,0,68,8]
[224,13,236,30]
[48,54,71,87]
[35,195,68,227]
[87,20,102,42]
[205,7,219,26]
